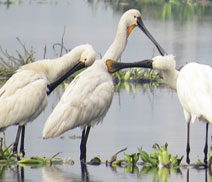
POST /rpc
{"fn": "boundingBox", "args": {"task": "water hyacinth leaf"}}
[124,153,132,163]
[138,148,157,166]
[162,142,168,151]
[111,160,125,167]
[150,149,158,160]
[148,157,158,166]
[124,153,139,164]
[170,156,178,166]
[18,158,46,168]
[87,157,101,165]
[158,150,171,167]
[138,148,150,163]
[133,153,139,164]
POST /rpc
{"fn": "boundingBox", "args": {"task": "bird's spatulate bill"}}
[137,17,166,56]
[106,59,153,73]
[47,61,85,95]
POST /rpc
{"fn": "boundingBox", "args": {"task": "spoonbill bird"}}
[0,44,96,157]
[137,55,212,165]
[43,9,165,162]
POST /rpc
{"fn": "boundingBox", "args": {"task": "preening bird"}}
[0,44,96,157]
[42,9,165,162]
[137,54,212,165]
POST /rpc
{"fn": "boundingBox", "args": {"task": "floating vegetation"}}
[102,143,183,168]
[17,156,72,168]
[138,143,183,167]
[87,157,101,165]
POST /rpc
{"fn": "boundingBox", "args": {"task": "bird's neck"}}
[22,47,84,84]
[47,50,83,83]
[103,19,128,62]
[161,69,179,90]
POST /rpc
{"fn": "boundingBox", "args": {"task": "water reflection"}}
[42,163,91,182]
[2,163,212,182]
[0,165,24,182]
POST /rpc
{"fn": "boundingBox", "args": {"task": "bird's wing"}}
[43,69,114,138]
[177,63,212,122]
[0,70,48,129]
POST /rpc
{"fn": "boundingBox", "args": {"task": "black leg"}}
[80,126,91,162]
[80,161,89,181]
[186,168,189,182]
[204,123,209,164]
[186,122,191,164]
[20,125,25,157]
[13,126,22,154]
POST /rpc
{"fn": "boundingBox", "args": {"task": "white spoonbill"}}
[42,9,165,162]
[0,44,96,157]
[138,55,212,165]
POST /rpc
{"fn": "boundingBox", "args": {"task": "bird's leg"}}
[80,161,89,181]
[186,122,191,164]
[20,125,25,157]
[80,128,86,162]
[204,123,209,165]
[80,126,91,162]
[13,126,22,155]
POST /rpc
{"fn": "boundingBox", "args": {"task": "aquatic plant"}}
[87,157,101,165]
[0,137,16,165]
[138,143,183,167]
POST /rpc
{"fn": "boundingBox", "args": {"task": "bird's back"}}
[43,60,114,138]
[177,62,212,123]
[0,70,48,130]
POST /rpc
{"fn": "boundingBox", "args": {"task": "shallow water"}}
[1,0,212,181]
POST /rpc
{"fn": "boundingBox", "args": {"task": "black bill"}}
[47,61,85,95]
[106,59,153,73]
[137,17,166,56]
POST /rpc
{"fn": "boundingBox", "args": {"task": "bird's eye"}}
[134,15,136,19]
[84,58,87,62]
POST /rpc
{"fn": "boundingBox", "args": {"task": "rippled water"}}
[1,0,212,181]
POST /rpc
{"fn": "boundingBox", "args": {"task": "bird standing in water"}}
[0,44,96,157]
[136,54,212,165]
[43,9,165,162]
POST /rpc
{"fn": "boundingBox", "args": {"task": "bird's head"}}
[152,55,176,71]
[121,9,142,36]
[80,44,96,67]
[122,9,166,56]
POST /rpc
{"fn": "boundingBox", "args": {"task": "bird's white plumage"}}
[0,70,47,129]
[152,55,212,163]
[42,9,142,139]
[152,54,178,89]
[43,60,114,138]
[152,55,212,124]
[0,44,96,131]
[177,62,212,123]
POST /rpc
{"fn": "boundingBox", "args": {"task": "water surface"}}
[1,0,212,181]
